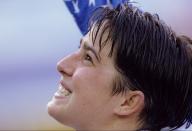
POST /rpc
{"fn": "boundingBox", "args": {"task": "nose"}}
[57,52,78,77]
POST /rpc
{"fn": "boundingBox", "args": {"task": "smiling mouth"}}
[55,85,72,97]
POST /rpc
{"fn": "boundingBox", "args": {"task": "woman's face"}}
[47,28,121,129]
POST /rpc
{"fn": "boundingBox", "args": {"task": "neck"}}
[76,116,141,130]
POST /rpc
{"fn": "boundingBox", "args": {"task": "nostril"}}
[56,61,73,77]
[56,54,77,77]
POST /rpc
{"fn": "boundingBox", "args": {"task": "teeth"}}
[57,85,71,96]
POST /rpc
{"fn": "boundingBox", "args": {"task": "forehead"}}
[87,21,115,57]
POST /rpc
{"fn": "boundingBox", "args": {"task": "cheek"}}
[72,68,113,107]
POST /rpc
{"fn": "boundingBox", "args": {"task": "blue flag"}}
[64,0,127,34]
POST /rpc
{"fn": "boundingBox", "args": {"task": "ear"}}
[114,90,144,116]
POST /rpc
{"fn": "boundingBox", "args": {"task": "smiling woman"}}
[47,27,122,130]
[47,2,192,131]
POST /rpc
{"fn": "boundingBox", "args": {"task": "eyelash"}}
[78,45,94,64]
[84,53,93,63]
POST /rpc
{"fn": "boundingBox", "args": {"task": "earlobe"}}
[114,91,144,116]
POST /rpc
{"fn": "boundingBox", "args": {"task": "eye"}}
[84,54,93,63]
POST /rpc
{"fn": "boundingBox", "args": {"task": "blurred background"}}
[0,0,191,130]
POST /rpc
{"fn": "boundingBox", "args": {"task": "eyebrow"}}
[80,38,101,62]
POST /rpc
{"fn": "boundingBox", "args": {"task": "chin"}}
[47,101,62,121]
[47,101,57,117]
[47,101,72,126]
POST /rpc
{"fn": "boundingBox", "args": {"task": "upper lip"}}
[60,80,72,93]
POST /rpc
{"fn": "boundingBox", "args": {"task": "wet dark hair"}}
[87,2,192,131]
